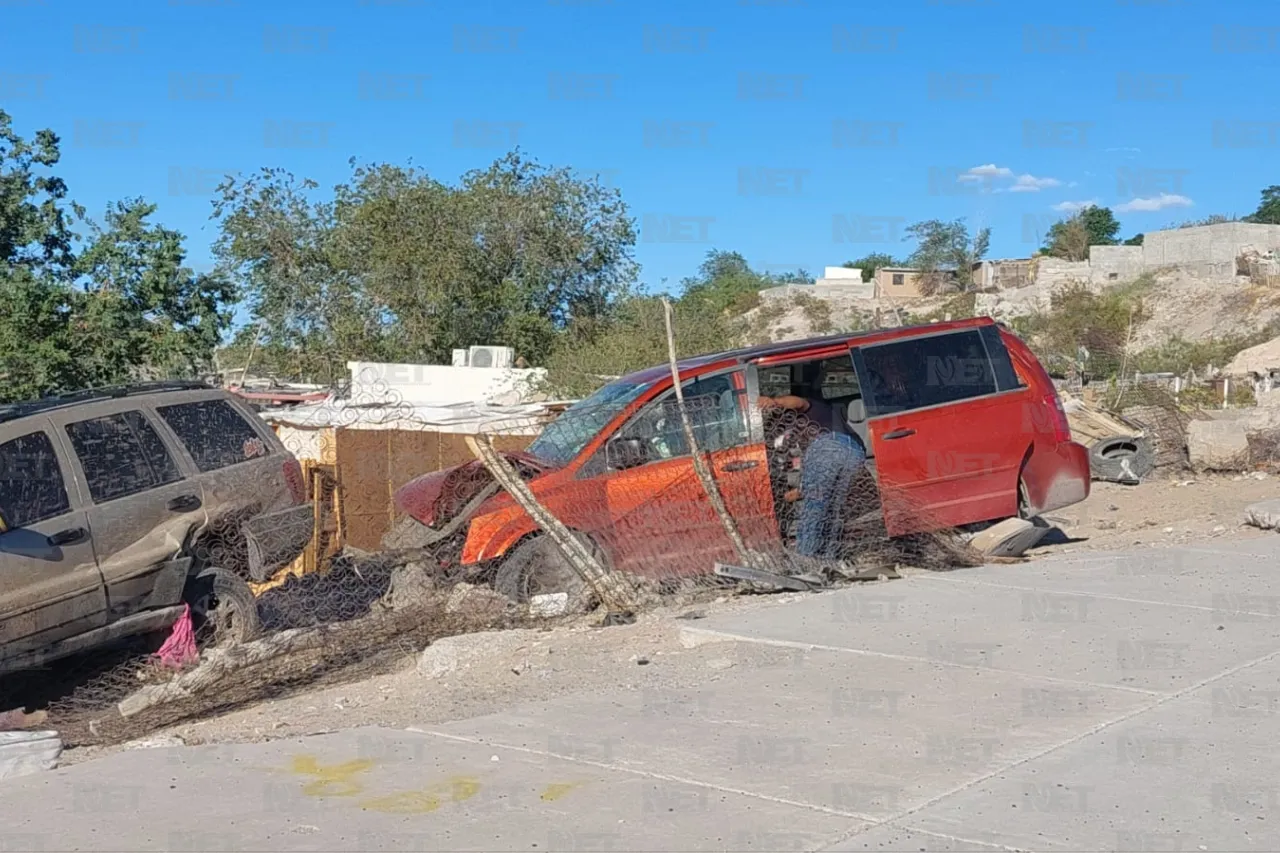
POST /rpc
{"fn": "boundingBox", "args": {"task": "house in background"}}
[873,267,964,299]
[874,267,925,299]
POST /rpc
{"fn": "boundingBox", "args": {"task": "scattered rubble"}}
[530,593,570,618]
[418,630,541,680]
[445,582,515,621]
[1244,499,1280,531]
[968,518,1048,558]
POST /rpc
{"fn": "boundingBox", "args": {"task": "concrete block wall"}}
[1032,257,1092,289]
[1142,223,1280,278]
[1089,245,1145,281]
[761,281,876,301]
[813,280,876,299]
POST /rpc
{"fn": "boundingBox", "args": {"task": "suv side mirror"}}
[605,436,648,470]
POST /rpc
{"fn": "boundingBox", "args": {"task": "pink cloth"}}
[156,603,199,669]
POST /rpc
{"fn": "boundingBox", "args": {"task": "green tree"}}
[1042,205,1121,261]
[0,110,231,402]
[1245,185,1280,225]
[1041,216,1090,262]
[1124,233,1145,246]
[212,152,639,382]
[1080,205,1121,247]
[539,252,808,397]
[679,250,808,316]
[842,253,897,283]
[903,218,990,291]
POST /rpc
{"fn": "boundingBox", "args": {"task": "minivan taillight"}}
[283,458,307,504]
[1045,393,1072,443]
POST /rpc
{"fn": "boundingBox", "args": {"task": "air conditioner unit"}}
[467,345,514,369]
[451,348,469,367]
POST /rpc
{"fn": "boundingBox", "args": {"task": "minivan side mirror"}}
[605,436,648,470]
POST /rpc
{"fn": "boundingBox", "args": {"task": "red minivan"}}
[393,317,1090,593]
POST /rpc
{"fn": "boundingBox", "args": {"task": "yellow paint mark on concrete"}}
[288,755,375,797]
[358,776,483,815]
[449,776,483,802]
[539,782,582,802]
[360,790,442,814]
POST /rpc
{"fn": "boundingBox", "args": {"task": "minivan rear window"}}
[859,329,998,415]
[158,399,268,472]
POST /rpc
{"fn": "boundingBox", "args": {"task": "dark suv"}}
[0,383,315,677]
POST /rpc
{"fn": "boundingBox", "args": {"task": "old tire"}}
[185,566,261,647]
[493,534,603,614]
[382,515,437,551]
[1089,436,1155,484]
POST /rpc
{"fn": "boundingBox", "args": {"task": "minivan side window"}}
[595,372,748,471]
[157,399,267,473]
[860,329,998,416]
[65,411,183,504]
[0,431,71,529]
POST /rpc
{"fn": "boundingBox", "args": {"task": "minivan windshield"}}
[527,379,652,467]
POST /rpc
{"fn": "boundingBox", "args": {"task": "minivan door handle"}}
[47,527,87,547]
[882,428,916,440]
[167,495,202,512]
[720,460,759,472]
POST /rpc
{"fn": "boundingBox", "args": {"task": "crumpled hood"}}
[392,451,556,529]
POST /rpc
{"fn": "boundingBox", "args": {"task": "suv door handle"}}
[167,495,202,512]
[882,428,916,440]
[47,527,87,547]
[720,460,759,472]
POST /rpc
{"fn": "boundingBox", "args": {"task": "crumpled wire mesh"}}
[4,375,981,748]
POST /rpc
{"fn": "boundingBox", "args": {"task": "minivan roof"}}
[616,315,998,386]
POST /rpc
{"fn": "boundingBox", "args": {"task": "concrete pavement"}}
[4,535,1280,851]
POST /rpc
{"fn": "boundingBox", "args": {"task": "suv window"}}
[157,399,267,472]
[860,329,998,415]
[65,411,183,504]
[0,431,71,529]
[601,373,748,469]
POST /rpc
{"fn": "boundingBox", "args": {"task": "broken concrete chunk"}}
[0,730,61,780]
[444,582,513,620]
[1243,499,1280,530]
[968,517,1048,558]
[1187,420,1251,472]
[529,592,569,618]
[416,629,539,679]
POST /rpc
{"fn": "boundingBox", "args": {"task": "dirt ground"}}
[1030,470,1277,552]
[56,472,1278,768]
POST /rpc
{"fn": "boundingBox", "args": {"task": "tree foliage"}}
[538,251,807,398]
[1245,185,1280,225]
[1042,205,1121,261]
[903,219,990,291]
[211,153,638,384]
[0,110,232,403]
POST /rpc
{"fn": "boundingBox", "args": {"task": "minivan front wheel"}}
[185,567,261,647]
[493,534,602,614]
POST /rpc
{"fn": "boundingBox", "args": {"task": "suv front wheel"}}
[185,567,262,647]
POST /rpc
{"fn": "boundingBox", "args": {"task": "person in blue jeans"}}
[758,394,868,559]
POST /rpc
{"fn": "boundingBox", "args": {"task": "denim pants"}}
[796,432,867,559]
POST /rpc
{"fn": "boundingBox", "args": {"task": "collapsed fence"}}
[10,306,992,747]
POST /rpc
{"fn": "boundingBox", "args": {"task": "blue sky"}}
[3,0,1277,320]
